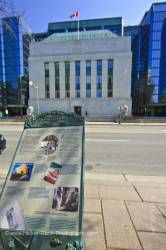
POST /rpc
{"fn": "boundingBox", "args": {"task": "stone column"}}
[102,59,108,98]
[80,60,86,98]
[91,60,96,98]
[49,62,55,99]
[70,61,75,98]
[59,61,65,99]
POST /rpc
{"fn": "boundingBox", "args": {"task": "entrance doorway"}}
[74,106,82,116]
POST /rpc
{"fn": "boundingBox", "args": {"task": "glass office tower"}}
[33,17,123,41]
[124,2,166,116]
[0,16,31,116]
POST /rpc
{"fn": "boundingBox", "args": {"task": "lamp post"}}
[29,81,39,115]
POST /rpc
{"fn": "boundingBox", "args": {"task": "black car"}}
[0,134,6,154]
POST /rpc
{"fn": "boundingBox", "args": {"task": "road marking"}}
[86,139,131,142]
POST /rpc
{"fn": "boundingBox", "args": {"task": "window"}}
[153,12,166,22]
[153,22,163,31]
[86,61,91,97]
[151,77,159,85]
[154,4,166,12]
[75,61,80,98]
[44,62,50,99]
[108,59,113,97]
[152,41,161,50]
[152,50,160,59]
[152,31,161,41]
[151,59,160,68]
[152,85,159,95]
[96,60,102,97]
[54,62,60,98]
[65,61,70,98]
[151,68,160,77]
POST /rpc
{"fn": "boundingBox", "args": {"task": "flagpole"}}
[77,13,79,40]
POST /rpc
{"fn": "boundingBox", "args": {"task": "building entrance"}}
[74,106,82,116]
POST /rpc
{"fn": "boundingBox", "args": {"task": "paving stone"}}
[138,232,166,250]
[126,175,166,184]
[85,173,126,182]
[86,179,132,187]
[84,213,106,250]
[84,199,101,213]
[126,202,166,232]
[135,186,166,203]
[102,200,142,250]
[134,182,166,188]
[85,184,99,199]
[156,204,166,217]
[99,185,141,201]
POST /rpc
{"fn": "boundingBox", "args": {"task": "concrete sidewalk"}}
[1,173,166,250]
[84,173,166,250]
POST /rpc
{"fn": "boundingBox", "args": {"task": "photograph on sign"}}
[43,161,62,185]
[40,135,59,155]
[52,187,79,212]
[10,163,34,181]
[0,200,25,230]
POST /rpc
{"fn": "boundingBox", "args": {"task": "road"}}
[85,124,166,175]
[0,124,166,176]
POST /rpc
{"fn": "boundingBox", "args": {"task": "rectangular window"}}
[54,62,60,98]
[108,59,113,97]
[96,60,102,97]
[153,22,163,31]
[153,12,166,22]
[152,31,161,41]
[86,60,91,97]
[151,67,160,77]
[75,61,80,98]
[151,77,159,85]
[151,59,160,68]
[65,61,70,98]
[44,62,50,99]
[152,50,161,59]
[152,41,161,50]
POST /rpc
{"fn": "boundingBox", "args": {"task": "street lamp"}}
[29,81,39,115]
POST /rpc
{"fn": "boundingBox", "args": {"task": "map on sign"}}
[0,126,83,234]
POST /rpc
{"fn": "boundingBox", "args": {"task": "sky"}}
[13,0,166,33]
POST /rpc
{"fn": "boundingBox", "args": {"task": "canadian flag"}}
[70,11,79,18]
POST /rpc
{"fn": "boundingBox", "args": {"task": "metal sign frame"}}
[0,111,85,250]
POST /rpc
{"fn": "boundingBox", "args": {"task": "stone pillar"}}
[91,60,96,98]
[80,60,86,98]
[102,59,108,98]
[49,62,55,99]
[59,61,65,99]
[70,61,75,98]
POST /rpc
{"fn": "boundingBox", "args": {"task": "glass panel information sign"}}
[0,126,83,235]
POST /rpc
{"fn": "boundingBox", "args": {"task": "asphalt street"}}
[0,124,166,176]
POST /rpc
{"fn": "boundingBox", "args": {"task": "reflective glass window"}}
[151,77,159,85]
[154,4,166,12]
[151,59,160,67]
[152,85,159,95]
[108,59,113,97]
[75,61,80,98]
[153,22,163,31]
[65,61,70,98]
[152,41,161,49]
[96,60,102,97]
[152,31,161,40]
[153,12,166,22]
[151,68,160,76]
[86,61,91,98]
[152,50,161,58]
[44,62,50,99]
